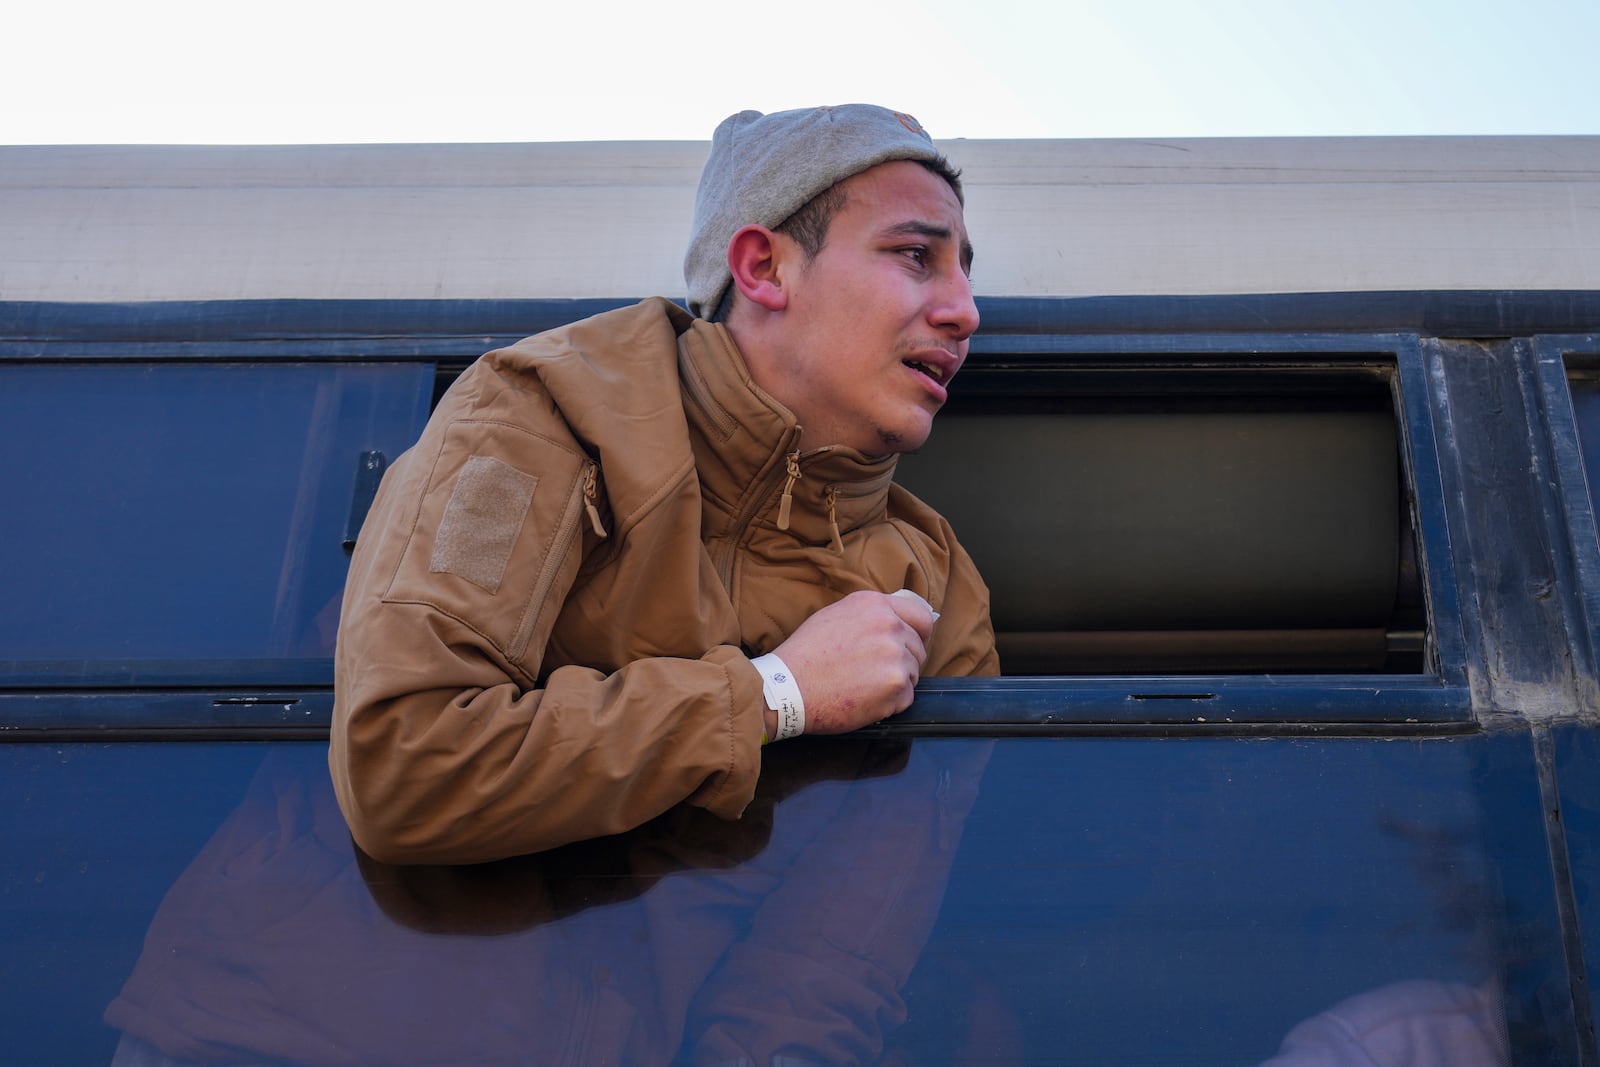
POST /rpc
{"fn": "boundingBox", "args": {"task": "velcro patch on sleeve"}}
[429,454,539,594]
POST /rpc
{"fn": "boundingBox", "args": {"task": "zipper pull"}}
[583,465,608,538]
[776,450,800,531]
[825,486,844,554]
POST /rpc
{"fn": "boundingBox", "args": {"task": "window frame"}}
[901,328,1471,732]
[0,301,1484,736]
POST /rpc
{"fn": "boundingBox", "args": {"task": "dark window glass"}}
[1,362,431,684]
[2,732,1563,1064]
[897,362,1424,675]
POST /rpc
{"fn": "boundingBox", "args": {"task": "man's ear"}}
[726,225,789,312]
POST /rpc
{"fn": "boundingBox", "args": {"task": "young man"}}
[330,105,998,865]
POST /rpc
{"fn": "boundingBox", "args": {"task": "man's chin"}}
[874,422,934,455]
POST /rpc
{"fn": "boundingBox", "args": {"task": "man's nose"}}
[933,269,980,341]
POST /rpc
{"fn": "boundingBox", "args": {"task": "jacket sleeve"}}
[886,484,1000,679]
[926,531,1001,678]
[329,392,766,867]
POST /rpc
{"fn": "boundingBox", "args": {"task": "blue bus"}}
[4,136,1600,1065]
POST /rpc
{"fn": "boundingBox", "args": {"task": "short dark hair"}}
[712,156,964,323]
[776,156,964,260]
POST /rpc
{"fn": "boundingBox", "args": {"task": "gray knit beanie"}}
[683,104,947,319]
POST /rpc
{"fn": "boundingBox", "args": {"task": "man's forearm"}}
[331,646,766,865]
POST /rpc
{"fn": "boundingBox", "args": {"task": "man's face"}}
[770,159,978,455]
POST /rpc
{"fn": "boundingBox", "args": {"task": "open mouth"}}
[904,360,945,383]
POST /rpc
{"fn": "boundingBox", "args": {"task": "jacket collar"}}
[677,319,898,551]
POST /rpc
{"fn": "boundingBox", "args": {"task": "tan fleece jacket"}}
[330,298,997,864]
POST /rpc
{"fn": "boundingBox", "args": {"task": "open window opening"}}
[895,357,1427,676]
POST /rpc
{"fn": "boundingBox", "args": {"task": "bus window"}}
[2,361,432,687]
[896,351,1426,676]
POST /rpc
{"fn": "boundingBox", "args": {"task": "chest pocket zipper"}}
[582,465,609,538]
[825,486,845,554]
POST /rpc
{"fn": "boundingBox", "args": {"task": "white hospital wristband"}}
[750,652,806,741]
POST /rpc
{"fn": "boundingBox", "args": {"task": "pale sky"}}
[7,0,1599,144]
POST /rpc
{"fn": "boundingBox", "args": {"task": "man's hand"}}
[771,590,935,734]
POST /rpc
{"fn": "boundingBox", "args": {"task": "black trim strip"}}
[4,291,1600,350]
[0,675,1476,738]
[860,720,1479,740]
[2,721,1476,744]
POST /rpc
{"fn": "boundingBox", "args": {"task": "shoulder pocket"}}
[383,420,591,667]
